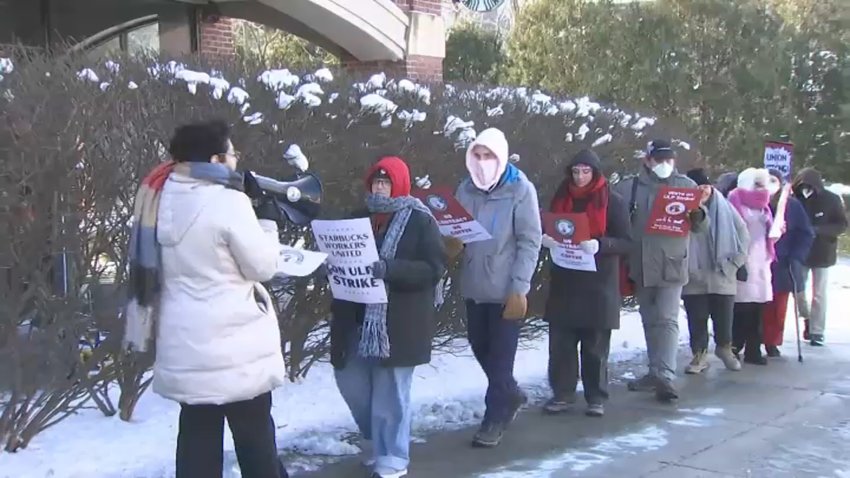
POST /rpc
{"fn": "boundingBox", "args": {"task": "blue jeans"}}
[334,340,415,472]
[466,300,522,424]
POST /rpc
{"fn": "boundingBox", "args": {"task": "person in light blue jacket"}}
[455,128,542,448]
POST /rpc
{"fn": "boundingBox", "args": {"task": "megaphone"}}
[253,173,322,225]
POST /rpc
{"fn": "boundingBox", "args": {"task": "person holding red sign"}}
[541,149,631,417]
[613,140,709,403]
[728,168,776,365]
[455,128,542,448]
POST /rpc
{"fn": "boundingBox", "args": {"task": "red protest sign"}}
[645,186,701,237]
[412,186,492,243]
[542,212,591,244]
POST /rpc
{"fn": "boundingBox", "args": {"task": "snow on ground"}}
[3,260,849,478]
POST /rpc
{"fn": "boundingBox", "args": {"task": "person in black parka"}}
[541,149,631,417]
[792,167,848,346]
[330,156,446,478]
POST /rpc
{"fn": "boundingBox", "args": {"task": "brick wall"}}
[198,15,236,59]
[391,0,445,15]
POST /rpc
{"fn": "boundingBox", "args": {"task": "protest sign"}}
[275,245,327,278]
[769,183,792,239]
[311,218,388,304]
[764,141,794,181]
[542,212,591,244]
[550,244,597,272]
[645,186,701,237]
[412,186,492,243]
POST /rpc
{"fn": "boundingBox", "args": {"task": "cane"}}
[789,263,804,363]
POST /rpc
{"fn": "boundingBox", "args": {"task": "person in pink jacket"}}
[727,168,775,366]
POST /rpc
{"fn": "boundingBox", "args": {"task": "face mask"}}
[801,187,814,199]
[767,182,781,196]
[652,161,674,179]
[471,159,501,191]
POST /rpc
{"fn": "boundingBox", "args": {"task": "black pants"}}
[548,324,611,405]
[466,300,522,425]
[176,392,287,478]
[683,294,735,353]
[732,302,764,359]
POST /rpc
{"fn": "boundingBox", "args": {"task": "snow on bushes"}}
[0,52,688,450]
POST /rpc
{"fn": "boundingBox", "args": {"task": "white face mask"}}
[652,161,674,179]
[767,181,781,196]
[471,159,501,191]
[801,187,814,198]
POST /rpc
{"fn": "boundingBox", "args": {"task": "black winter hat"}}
[767,168,785,184]
[686,168,711,186]
[647,139,676,160]
[568,149,602,174]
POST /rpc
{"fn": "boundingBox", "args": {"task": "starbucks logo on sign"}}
[665,201,686,216]
[426,195,448,212]
[555,219,575,238]
[280,250,305,264]
[454,0,507,12]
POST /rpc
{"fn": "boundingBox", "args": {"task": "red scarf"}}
[550,175,609,237]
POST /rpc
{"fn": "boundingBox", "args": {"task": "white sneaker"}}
[684,350,710,374]
[371,468,408,478]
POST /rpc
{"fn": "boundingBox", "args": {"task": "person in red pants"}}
[763,169,814,357]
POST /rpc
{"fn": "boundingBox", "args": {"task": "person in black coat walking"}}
[762,169,814,357]
[541,150,631,417]
[330,156,446,478]
[792,167,848,346]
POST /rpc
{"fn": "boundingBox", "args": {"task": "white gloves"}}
[541,234,560,250]
[580,239,600,255]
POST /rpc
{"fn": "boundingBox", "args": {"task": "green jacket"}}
[614,167,709,288]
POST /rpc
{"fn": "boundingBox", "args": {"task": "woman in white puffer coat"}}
[131,120,288,478]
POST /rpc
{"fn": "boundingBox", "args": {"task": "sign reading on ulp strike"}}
[764,141,794,181]
[311,218,388,304]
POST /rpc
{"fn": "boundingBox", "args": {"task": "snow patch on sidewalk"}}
[479,425,668,477]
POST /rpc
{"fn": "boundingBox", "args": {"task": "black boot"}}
[765,346,781,358]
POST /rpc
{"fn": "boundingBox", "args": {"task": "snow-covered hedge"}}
[0,51,693,450]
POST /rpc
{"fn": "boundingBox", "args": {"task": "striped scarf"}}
[123,161,243,352]
[359,194,431,359]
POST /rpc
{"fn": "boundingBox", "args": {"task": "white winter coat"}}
[735,207,774,304]
[152,173,286,405]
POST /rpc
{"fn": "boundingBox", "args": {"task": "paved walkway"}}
[300,341,850,477]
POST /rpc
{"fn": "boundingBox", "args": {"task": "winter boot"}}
[766,346,781,358]
[655,380,679,403]
[685,350,711,374]
[743,349,768,365]
[472,422,505,448]
[543,397,574,415]
[585,403,605,417]
[715,345,742,371]
[627,374,657,392]
[810,334,824,347]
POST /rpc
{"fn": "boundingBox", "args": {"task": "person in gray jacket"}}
[613,140,709,402]
[455,127,542,448]
[681,168,749,375]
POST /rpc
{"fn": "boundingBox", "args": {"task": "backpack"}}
[619,177,639,297]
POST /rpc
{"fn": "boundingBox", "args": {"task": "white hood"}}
[466,127,509,191]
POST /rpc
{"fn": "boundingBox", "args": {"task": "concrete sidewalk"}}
[299,342,850,477]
